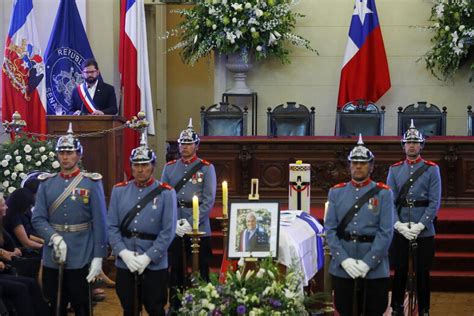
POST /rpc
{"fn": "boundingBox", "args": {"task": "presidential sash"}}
[77,83,98,114]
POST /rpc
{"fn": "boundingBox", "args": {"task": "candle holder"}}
[215,216,229,252]
[318,231,334,314]
[186,230,205,281]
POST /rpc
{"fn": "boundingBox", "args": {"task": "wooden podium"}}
[47,115,126,199]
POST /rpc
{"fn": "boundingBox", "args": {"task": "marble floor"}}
[92,289,474,316]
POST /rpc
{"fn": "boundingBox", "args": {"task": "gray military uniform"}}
[325,180,394,279]
[32,171,108,269]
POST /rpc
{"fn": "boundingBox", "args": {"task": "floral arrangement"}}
[169,0,317,65]
[179,258,307,315]
[0,135,59,195]
[422,0,474,80]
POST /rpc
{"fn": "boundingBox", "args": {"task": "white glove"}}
[394,221,417,240]
[176,219,192,237]
[135,254,152,275]
[51,234,67,263]
[86,257,103,283]
[119,249,140,273]
[341,258,362,279]
[409,222,425,237]
[356,260,370,278]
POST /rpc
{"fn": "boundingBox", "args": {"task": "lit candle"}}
[324,201,329,222]
[192,195,199,231]
[222,181,228,218]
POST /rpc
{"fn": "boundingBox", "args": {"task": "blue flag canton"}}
[349,0,380,49]
[45,47,86,114]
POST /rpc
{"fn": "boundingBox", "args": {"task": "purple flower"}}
[184,294,193,304]
[212,309,223,316]
[236,305,246,315]
[271,299,282,307]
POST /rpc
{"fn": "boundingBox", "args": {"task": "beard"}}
[85,76,98,84]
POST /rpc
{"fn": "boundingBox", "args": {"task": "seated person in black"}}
[5,188,43,250]
[70,58,118,115]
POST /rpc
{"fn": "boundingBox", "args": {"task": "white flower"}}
[19,172,27,180]
[3,170,10,176]
[267,270,275,279]
[14,150,19,155]
[35,161,42,167]
[236,270,242,281]
[238,257,245,267]
[15,156,21,162]
[245,269,255,280]
[284,288,296,299]
[433,22,440,28]
[25,155,32,162]
[1,160,8,167]
[4,155,12,161]
[435,3,444,18]
[235,30,243,38]
[268,32,277,45]
[212,24,217,30]
[2,181,9,188]
[49,152,55,158]
[256,45,262,51]
[232,17,237,23]
[256,268,265,278]
[445,26,450,31]
[209,7,216,15]
[226,32,237,43]
[8,186,15,194]
[459,25,465,31]
[231,3,243,11]
[52,161,60,169]
[24,144,32,153]
[11,173,17,180]
[255,8,263,17]
[245,2,251,9]
[14,163,24,172]
[41,155,48,162]
[39,146,46,153]
[250,27,256,33]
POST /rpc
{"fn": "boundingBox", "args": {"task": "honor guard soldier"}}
[325,135,394,316]
[107,136,177,316]
[387,120,441,316]
[161,119,216,312]
[32,124,107,316]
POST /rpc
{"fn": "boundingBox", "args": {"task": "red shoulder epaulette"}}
[332,182,347,189]
[376,182,390,190]
[424,160,437,166]
[391,161,404,167]
[166,160,177,165]
[200,159,211,166]
[114,181,128,187]
[160,182,173,190]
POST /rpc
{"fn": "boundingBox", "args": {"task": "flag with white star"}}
[337,0,391,108]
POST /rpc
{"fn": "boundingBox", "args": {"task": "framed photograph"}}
[227,200,280,259]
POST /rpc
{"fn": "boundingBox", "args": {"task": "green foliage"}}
[178,257,308,315]
[422,0,474,81]
[168,0,317,65]
[0,134,59,195]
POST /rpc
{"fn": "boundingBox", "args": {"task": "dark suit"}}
[238,226,269,252]
[70,80,117,115]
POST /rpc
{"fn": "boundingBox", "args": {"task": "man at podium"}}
[70,58,117,116]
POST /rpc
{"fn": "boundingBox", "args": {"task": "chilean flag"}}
[337,0,391,108]
[2,0,46,135]
[120,0,155,177]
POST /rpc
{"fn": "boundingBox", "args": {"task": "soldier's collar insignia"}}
[60,168,81,179]
[350,178,371,188]
[405,156,422,165]
[181,155,198,165]
[134,177,155,188]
